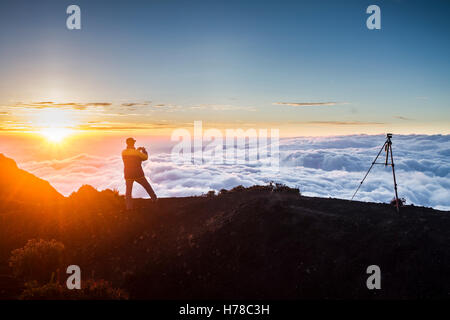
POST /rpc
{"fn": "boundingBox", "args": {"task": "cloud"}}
[75,122,177,131]
[76,125,154,131]
[273,102,346,107]
[121,101,151,108]
[10,101,112,110]
[189,104,257,112]
[0,127,28,131]
[85,103,112,107]
[302,121,385,126]
[394,116,414,121]
[7,101,255,114]
[14,134,450,211]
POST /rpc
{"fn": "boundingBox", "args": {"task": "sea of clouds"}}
[18,134,450,211]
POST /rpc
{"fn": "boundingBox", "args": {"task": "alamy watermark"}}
[171,121,280,170]
[66,265,81,289]
[366,5,381,30]
[366,265,381,290]
[66,4,381,31]
[66,5,81,30]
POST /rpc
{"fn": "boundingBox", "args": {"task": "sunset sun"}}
[40,127,74,142]
[32,108,77,143]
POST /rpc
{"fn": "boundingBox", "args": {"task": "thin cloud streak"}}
[9,101,112,110]
[273,102,347,107]
[302,121,385,126]
[394,116,414,121]
[121,101,152,107]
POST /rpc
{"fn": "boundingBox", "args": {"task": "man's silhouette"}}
[122,137,157,210]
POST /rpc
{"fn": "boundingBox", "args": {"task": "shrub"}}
[247,185,274,192]
[219,184,301,195]
[79,279,128,300]
[69,185,123,211]
[9,239,65,284]
[218,189,228,196]
[20,280,71,300]
[205,190,216,197]
[390,197,406,207]
[229,185,246,193]
[274,184,301,195]
[20,279,128,300]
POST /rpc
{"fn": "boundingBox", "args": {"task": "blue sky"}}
[0,0,449,136]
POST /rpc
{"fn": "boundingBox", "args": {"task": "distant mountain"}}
[0,154,63,204]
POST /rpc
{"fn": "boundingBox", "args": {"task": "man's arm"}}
[137,148,148,161]
[122,149,148,161]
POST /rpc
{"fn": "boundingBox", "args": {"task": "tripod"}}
[351,133,400,213]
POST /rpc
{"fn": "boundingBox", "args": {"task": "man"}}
[122,137,157,210]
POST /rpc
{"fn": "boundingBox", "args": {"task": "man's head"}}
[126,137,136,148]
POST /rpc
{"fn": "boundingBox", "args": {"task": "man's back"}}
[122,148,148,180]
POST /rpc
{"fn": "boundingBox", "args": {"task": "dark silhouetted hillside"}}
[0,154,63,205]
[0,155,449,299]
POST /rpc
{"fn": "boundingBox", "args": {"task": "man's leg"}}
[135,176,157,200]
[125,179,134,210]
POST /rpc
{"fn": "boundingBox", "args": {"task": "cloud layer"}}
[18,134,450,211]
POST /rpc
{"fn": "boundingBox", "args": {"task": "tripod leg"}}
[351,141,387,200]
[389,144,400,214]
[385,142,390,165]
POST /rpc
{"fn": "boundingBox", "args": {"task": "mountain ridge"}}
[0,154,449,299]
[0,154,64,204]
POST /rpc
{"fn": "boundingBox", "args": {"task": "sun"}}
[32,107,78,143]
[40,127,74,142]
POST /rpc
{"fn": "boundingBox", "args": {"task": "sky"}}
[0,1,449,208]
[0,0,449,136]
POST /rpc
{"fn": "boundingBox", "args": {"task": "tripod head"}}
[385,133,393,154]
